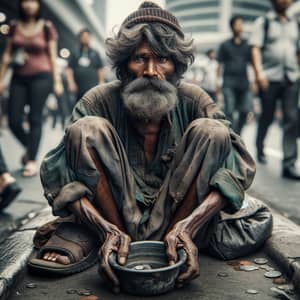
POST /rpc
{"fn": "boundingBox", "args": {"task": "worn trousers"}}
[62,116,231,245]
[256,80,299,168]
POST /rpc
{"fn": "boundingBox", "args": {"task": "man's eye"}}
[157,57,168,63]
[134,56,145,63]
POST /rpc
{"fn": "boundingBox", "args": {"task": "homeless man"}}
[29,1,262,293]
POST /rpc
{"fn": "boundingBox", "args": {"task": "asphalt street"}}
[241,122,300,225]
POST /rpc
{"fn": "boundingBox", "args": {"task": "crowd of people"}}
[0,0,105,210]
[194,0,300,180]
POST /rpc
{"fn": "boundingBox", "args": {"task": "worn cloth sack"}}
[207,195,273,260]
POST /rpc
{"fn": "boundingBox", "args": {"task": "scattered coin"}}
[133,264,152,270]
[259,265,274,271]
[240,265,259,272]
[264,270,282,278]
[78,290,92,296]
[26,283,37,289]
[254,258,268,265]
[246,289,259,295]
[66,289,77,294]
[217,272,229,277]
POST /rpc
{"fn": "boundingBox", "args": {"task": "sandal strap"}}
[38,222,99,263]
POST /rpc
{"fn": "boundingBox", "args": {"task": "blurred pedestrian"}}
[0,146,21,211]
[66,28,104,102]
[250,0,300,180]
[200,49,219,102]
[217,16,252,135]
[0,0,63,177]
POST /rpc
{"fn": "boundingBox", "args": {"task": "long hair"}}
[105,22,194,85]
[19,0,43,21]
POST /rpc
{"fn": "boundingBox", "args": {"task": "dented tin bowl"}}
[109,241,187,296]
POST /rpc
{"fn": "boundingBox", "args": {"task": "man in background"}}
[250,0,300,180]
[66,28,105,101]
[217,16,252,135]
[200,49,219,102]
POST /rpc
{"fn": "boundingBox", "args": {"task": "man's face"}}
[79,32,91,47]
[232,18,243,35]
[272,0,292,13]
[122,41,178,122]
[128,41,175,81]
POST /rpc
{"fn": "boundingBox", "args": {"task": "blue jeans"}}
[222,86,252,134]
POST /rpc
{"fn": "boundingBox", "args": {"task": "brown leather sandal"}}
[28,222,100,275]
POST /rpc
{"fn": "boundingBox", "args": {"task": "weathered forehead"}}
[133,41,154,54]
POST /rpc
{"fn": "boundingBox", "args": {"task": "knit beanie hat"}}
[121,1,184,38]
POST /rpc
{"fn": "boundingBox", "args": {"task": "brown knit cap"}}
[121,1,184,38]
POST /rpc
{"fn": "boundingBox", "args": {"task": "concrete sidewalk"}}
[0,197,299,300]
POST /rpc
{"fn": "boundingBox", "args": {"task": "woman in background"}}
[0,0,63,177]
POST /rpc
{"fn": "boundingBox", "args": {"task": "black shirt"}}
[68,47,103,94]
[217,38,251,89]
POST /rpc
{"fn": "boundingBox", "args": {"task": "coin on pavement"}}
[254,258,268,265]
[240,265,259,271]
[246,289,259,295]
[217,272,229,277]
[264,270,282,278]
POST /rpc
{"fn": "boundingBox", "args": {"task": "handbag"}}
[10,48,27,68]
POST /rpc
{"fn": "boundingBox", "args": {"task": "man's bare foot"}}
[43,252,71,265]
[0,173,16,193]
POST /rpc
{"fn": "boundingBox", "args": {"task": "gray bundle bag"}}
[207,195,273,260]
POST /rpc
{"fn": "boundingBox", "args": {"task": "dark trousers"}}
[256,80,299,168]
[222,86,252,135]
[0,147,8,174]
[8,73,52,161]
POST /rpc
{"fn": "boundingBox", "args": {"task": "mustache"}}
[123,77,176,94]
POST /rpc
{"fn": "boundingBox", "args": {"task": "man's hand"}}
[256,73,269,91]
[98,225,131,293]
[68,81,78,94]
[164,220,200,287]
[0,81,7,95]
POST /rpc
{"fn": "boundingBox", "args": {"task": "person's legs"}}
[7,76,28,148]
[41,116,133,264]
[166,118,232,247]
[24,74,52,176]
[281,79,299,170]
[256,82,280,162]
[236,88,252,135]
[222,87,235,125]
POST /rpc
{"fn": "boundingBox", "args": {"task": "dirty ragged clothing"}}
[40,80,255,240]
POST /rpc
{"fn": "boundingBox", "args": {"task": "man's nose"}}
[143,59,158,78]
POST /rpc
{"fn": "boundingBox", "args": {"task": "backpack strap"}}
[8,20,18,38]
[43,20,50,42]
[297,21,300,53]
[262,17,269,51]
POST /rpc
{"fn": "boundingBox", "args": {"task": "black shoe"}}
[282,166,300,180]
[257,153,267,164]
[0,182,22,211]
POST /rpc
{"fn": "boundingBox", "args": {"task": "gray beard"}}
[121,78,178,122]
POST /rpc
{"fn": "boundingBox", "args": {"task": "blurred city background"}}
[0,0,300,243]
